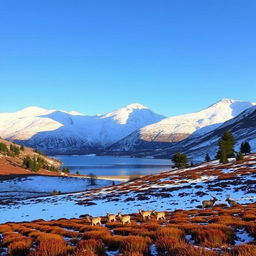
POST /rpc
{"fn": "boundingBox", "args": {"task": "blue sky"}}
[0,0,255,116]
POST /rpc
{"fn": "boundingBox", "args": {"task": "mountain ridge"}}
[0,99,255,158]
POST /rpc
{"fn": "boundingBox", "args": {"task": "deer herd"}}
[86,195,238,226]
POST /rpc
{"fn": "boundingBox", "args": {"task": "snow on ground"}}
[234,228,255,245]
[0,175,120,203]
[0,156,255,224]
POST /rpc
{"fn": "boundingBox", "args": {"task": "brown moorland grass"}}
[75,239,105,256]
[8,238,32,256]
[0,202,256,255]
[231,244,256,256]
[120,235,152,255]
[33,236,73,256]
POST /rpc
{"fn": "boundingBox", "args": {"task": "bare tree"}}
[87,173,97,186]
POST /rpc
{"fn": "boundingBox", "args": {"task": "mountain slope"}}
[107,99,255,153]
[137,105,256,161]
[0,104,165,154]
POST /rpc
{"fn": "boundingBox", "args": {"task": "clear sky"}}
[0,0,255,117]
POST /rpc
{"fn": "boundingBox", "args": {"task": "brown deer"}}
[86,215,102,226]
[117,212,131,225]
[139,209,153,221]
[152,210,166,221]
[202,196,218,208]
[106,213,116,222]
[226,197,238,207]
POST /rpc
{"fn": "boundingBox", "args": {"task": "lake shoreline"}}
[0,173,133,182]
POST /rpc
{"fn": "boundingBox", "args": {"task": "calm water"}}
[55,155,171,176]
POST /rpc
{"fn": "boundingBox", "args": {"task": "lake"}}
[55,155,171,176]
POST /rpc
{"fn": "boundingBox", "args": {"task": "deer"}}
[139,209,153,221]
[106,213,116,222]
[202,196,218,208]
[226,196,239,207]
[117,212,131,225]
[152,210,166,221]
[86,215,102,226]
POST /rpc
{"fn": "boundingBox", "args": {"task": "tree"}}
[217,131,235,164]
[87,173,97,186]
[240,141,251,155]
[62,168,70,174]
[0,142,8,153]
[205,153,211,162]
[236,152,244,161]
[172,153,188,168]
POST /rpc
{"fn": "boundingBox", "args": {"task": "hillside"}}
[0,154,255,223]
[0,155,255,255]
[0,138,61,176]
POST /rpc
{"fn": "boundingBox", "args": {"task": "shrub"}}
[155,227,184,241]
[75,239,105,256]
[8,238,32,256]
[34,237,70,256]
[3,233,24,246]
[83,230,111,240]
[156,237,186,254]
[51,189,61,196]
[120,235,151,255]
[103,235,125,251]
[167,244,219,256]
[191,228,228,247]
[247,223,256,238]
[0,224,12,233]
[232,244,256,256]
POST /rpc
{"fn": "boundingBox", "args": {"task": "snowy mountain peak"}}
[68,111,85,116]
[16,106,51,117]
[125,103,148,110]
[219,98,237,104]
[101,103,157,125]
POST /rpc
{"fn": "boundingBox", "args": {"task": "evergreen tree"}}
[217,131,235,164]
[219,149,228,164]
[0,142,8,153]
[205,153,211,162]
[240,141,251,154]
[172,152,188,168]
[236,152,244,161]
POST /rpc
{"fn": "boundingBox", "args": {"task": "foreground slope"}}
[0,156,256,255]
[0,154,255,223]
[0,203,255,256]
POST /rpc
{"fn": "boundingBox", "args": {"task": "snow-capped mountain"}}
[119,105,256,162]
[107,99,255,152]
[0,104,165,154]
